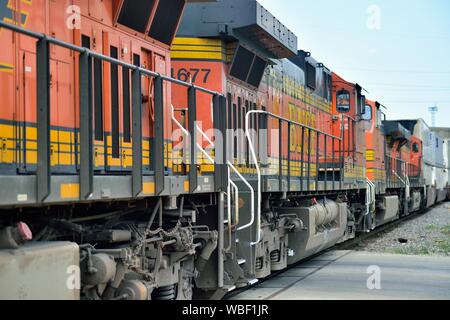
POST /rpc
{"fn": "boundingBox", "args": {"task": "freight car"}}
[430,127,450,200]
[0,0,448,301]
[395,120,448,205]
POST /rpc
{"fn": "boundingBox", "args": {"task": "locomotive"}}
[0,0,448,300]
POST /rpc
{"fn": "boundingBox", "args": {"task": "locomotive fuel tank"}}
[436,189,447,203]
[277,200,347,265]
[426,187,437,208]
[410,191,422,213]
[376,196,400,226]
[0,241,80,300]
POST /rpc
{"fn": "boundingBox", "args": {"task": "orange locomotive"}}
[0,0,225,300]
[0,0,191,201]
[0,0,444,301]
[363,100,424,229]
[170,0,431,290]
[331,72,366,185]
[363,100,386,189]
[0,0,183,174]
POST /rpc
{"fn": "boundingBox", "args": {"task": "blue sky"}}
[258,0,450,127]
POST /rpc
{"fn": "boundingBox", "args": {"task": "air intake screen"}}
[247,56,266,87]
[148,0,185,45]
[230,46,255,82]
[117,0,155,33]
[306,62,316,90]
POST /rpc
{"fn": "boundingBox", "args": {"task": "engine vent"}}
[117,0,155,33]
[149,0,185,45]
[230,45,267,88]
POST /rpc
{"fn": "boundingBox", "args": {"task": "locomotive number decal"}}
[171,67,211,84]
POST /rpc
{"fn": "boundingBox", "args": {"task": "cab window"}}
[377,109,384,128]
[359,95,366,115]
[337,90,350,113]
[412,143,420,153]
[362,104,372,121]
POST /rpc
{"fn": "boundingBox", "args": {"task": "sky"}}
[258,0,450,127]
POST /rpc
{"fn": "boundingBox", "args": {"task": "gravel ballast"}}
[355,202,450,256]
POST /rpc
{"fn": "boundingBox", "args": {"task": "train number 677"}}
[171,68,211,84]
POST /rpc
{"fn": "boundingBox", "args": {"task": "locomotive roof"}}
[383,121,412,142]
[288,50,332,76]
[393,119,431,133]
[178,0,298,59]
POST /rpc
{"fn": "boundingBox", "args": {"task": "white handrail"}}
[403,162,411,200]
[196,124,215,148]
[365,178,375,217]
[199,147,215,165]
[227,162,255,237]
[171,105,189,164]
[244,110,262,245]
[225,166,240,252]
[227,166,240,227]
[195,124,215,164]
[392,170,406,185]
[225,166,233,252]
[230,180,239,226]
[171,105,214,165]
[171,105,189,136]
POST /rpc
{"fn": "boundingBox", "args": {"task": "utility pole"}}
[428,105,438,127]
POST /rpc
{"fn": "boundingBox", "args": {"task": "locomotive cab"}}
[331,73,367,185]
[364,100,387,192]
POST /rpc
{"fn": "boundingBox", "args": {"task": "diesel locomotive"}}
[0,0,448,300]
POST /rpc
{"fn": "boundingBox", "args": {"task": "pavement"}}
[229,250,450,300]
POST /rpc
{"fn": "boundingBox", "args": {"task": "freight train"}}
[0,0,448,300]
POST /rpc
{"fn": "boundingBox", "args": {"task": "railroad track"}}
[224,207,430,300]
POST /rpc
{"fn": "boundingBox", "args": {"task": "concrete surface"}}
[230,250,450,300]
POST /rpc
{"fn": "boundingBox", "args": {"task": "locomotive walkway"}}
[229,250,450,300]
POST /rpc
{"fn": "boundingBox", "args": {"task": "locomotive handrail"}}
[392,170,406,185]
[197,125,215,148]
[384,154,423,188]
[250,110,343,140]
[241,109,349,241]
[225,167,240,252]
[244,109,346,242]
[0,21,224,97]
[386,155,407,164]
[226,161,259,246]
[171,105,190,165]
[365,178,375,218]
[229,180,240,228]
[0,20,224,201]
[171,106,214,166]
